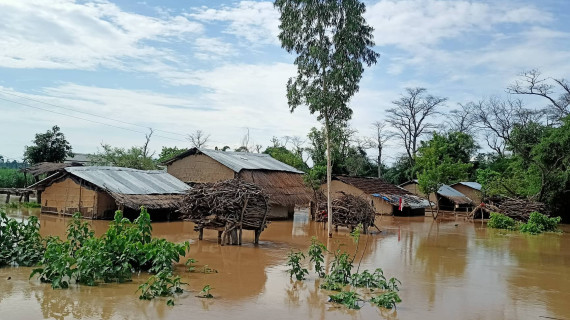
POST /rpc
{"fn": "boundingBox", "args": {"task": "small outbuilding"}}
[399,180,474,212]
[324,176,430,216]
[163,148,312,219]
[450,182,483,204]
[30,166,190,220]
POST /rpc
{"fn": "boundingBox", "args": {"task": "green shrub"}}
[308,237,327,278]
[487,212,517,230]
[138,270,184,301]
[286,250,308,281]
[370,291,402,309]
[519,212,561,234]
[1,211,44,267]
[328,290,361,309]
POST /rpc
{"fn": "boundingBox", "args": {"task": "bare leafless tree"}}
[143,128,155,158]
[255,144,263,153]
[235,128,252,152]
[507,69,570,121]
[386,87,447,166]
[371,121,395,178]
[469,97,542,156]
[187,130,210,149]
[447,103,476,134]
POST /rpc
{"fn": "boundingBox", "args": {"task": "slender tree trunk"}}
[325,114,333,238]
[377,145,382,178]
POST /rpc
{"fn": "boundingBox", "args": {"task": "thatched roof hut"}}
[21,162,83,179]
[324,176,430,216]
[164,148,312,219]
[29,166,190,219]
[400,180,474,211]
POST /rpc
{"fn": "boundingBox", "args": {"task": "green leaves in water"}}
[138,270,185,301]
[286,250,308,281]
[30,207,190,290]
[308,236,327,278]
[369,291,402,309]
[197,284,214,299]
[329,291,361,309]
[1,211,44,267]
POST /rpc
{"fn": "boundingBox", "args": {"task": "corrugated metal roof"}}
[437,184,472,204]
[453,182,482,191]
[201,148,304,173]
[163,148,304,174]
[65,166,190,195]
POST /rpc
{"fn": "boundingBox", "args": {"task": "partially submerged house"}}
[163,148,312,219]
[324,176,430,216]
[450,182,483,204]
[400,180,474,212]
[30,166,190,220]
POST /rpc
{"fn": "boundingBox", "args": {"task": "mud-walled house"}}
[324,176,430,216]
[399,180,474,212]
[163,148,312,219]
[29,166,190,220]
[450,182,483,205]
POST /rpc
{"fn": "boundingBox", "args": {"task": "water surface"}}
[1,208,569,320]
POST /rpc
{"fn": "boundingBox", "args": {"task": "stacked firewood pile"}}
[178,179,270,245]
[316,192,377,233]
[469,197,549,221]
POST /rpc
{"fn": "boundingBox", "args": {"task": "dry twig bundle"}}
[316,191,376,233]
[469,197,548,221]
[178,179,270,244]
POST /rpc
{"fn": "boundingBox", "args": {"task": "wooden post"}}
[239,196,249,246]
[217,230,222,244]
[199,228,204,240]
[24,192,30,203]
[254,229,260,244]
[18,194,23,203]
[5,193,10,204]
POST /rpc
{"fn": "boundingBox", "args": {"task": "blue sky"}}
[1,0,569,163]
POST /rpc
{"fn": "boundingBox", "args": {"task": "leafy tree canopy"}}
[92,144,157,170]
[157,147,186,164]
[263,146,309,172]
[24,125,73,164]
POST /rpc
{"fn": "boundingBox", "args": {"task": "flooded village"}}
[1,0,570,319]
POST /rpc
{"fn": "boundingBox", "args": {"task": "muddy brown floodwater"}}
[1,208,570,320]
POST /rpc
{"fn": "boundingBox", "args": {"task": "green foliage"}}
[92,144,157,170]
[263,146,308,172]
[138,270,184,300]
[0,169,34,188]
[185,258,197,272]
[197,284,214,299]
[487,213,517,231]
[519,212,561,234]
[24,125,73,164]
[327,250,352,285]
[156,146,186,164]
[320,277,344,291]
[0,212,44,267]
[286,250,308,281]
[328,291,361,309]
[369,291,402,309]
[31,208,190,289]
[303,165,326,191]
[308,237,327,278]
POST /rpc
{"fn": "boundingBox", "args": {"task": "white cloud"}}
[365,0,549,50]
[0,0,202,70]
[0,62,319,157]
[188,1,279,45]
[193,38,236,60]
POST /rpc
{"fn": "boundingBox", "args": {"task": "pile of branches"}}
[316,191,376,232]
[179,179,270,232]
[469,197,549,221]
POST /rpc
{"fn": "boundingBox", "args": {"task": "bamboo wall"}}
[167,154,235,183]
[40,178,114,219]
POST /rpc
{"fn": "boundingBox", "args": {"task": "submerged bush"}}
[138,270,184,301]
[370,291,402,309]
[329,290,361,309]
[519,212,561,234]
[487,212,517,230]
[0,211,44,267]
[286,250,308,281]
[31,207,190,289]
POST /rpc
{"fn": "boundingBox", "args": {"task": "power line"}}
[0,89,190,138]
[0,96,188,143]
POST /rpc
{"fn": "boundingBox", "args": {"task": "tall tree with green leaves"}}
[275,0,379,237]
[24,125,73,164]
[415,132,474,219]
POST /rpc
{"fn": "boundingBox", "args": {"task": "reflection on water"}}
[1,208,570,319]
